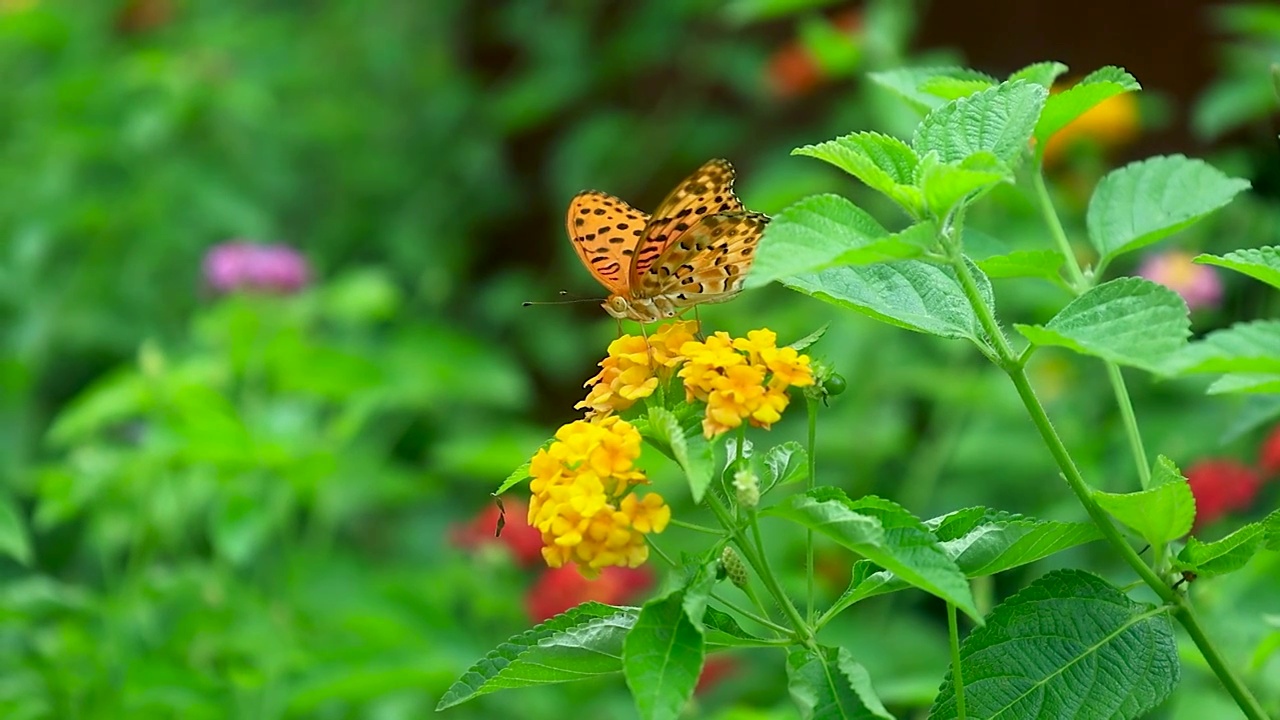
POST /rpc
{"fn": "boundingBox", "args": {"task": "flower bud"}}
[720,546,749,589]
[732,468,760,510]
[804,359,846,403]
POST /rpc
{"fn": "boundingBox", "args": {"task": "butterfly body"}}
[566,159,768,323]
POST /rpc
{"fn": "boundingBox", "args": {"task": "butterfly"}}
[566,159,769,323]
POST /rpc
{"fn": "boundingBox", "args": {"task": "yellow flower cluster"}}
[680,329,815,438]
[576,320,698,416]
[527,416,670,576]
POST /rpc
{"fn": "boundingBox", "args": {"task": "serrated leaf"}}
[624,590,706,720]
[436,603,637,709]
[928,570,1178,720]
[920,77,997,101]
[787,646,894,720]
[1008,61,1069,89]
[974,249,1064,281]
[792,134,923,216]
[1086,155,1251,267]
[917,151,1009,219]
[703,607,764,648]
[789,324,829,353]
[869,66,998,112]
[780,259,996,343]
[1264,510,1280,550]
[1195,246,1280,291]
[829,508,1101,613]
[765,489,980,622]
[1093,455,1195,546]
[762,441,809,493]
[1175,522,1269,579]
[1034,66,1141,145]
[913,81,1048,165]
[646,407,713,502]
[1169,320,1280,376]
[1014,277,1189,373]
[748,195,930,289]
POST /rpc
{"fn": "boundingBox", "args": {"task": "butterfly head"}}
[603,295,673,324]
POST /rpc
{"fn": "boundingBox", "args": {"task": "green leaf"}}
[1195,246,1280,291]
[703,607,764,648]
[1034,66,1141,145]
[1086,155,1251,267]
[789,324,829,353]
[830,508,1101,613]
[646,407,713,502]
[869,66,997,112]
[1169,320,1280,376]
[787,646,894,720]
[928,569,1178,720]
[765,489,980,622]
[436,603,636,710]
[792,134,923,216]
[780,259,995,343]
[0,495,32,566]
[1208,373,1280,395]
[1264,509,1280,551]
[913,81,1048,165]
[973,249,1064,281]
[1008,61,1069,89]
[748,195,931,289]
[1014,277,1189,373]
[1092,455,1195,546]
[624,590,706,720]
[762,441,809,492]
[1175,522,1269,579]
[917,151,1009,219]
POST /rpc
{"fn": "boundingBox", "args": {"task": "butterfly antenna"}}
[522,294,604,308]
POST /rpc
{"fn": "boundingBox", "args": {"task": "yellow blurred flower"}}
[527,417,669,577]
[1041,85,1140,166]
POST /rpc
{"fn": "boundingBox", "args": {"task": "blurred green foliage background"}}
[0,0,1277,718]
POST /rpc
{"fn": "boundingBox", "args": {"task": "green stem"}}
[710,591,792,636]
[1105,363,1151,489]
[1175,605,1272,720]
[705,493,815,647]
[668,518,725,535]
[1030,167,1087,291]
[750,513,816,648]
[1032,165,1152,491]
[805,397,818,624]
[947,603,967,720]
[943,235,1269,719]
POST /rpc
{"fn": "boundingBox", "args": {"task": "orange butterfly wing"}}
[636,211,769,309]
[566,190,651,296]
[630,159,743,287]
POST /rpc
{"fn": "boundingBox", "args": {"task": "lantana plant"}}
[440,62,1280,720]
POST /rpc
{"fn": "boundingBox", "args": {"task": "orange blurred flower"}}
[767,9,861,99]
[1041,85,1140,166]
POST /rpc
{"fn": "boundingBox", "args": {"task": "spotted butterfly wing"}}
[630,159,742,285]
[565,190,650,296]
[636,211,769,310]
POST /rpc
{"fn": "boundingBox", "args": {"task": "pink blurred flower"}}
[1136,251,1222,310]
[203,241,311,294]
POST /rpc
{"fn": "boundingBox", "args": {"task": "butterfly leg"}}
[693,306,706,341]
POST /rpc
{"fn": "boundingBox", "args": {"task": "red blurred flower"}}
[115,0,174,34]
[525,565,653,623]
[450,499,543,567]
[766,9,861,99]
[695,656,739,695]
[1259,425,1280,477]
[1186,459,1262,529]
